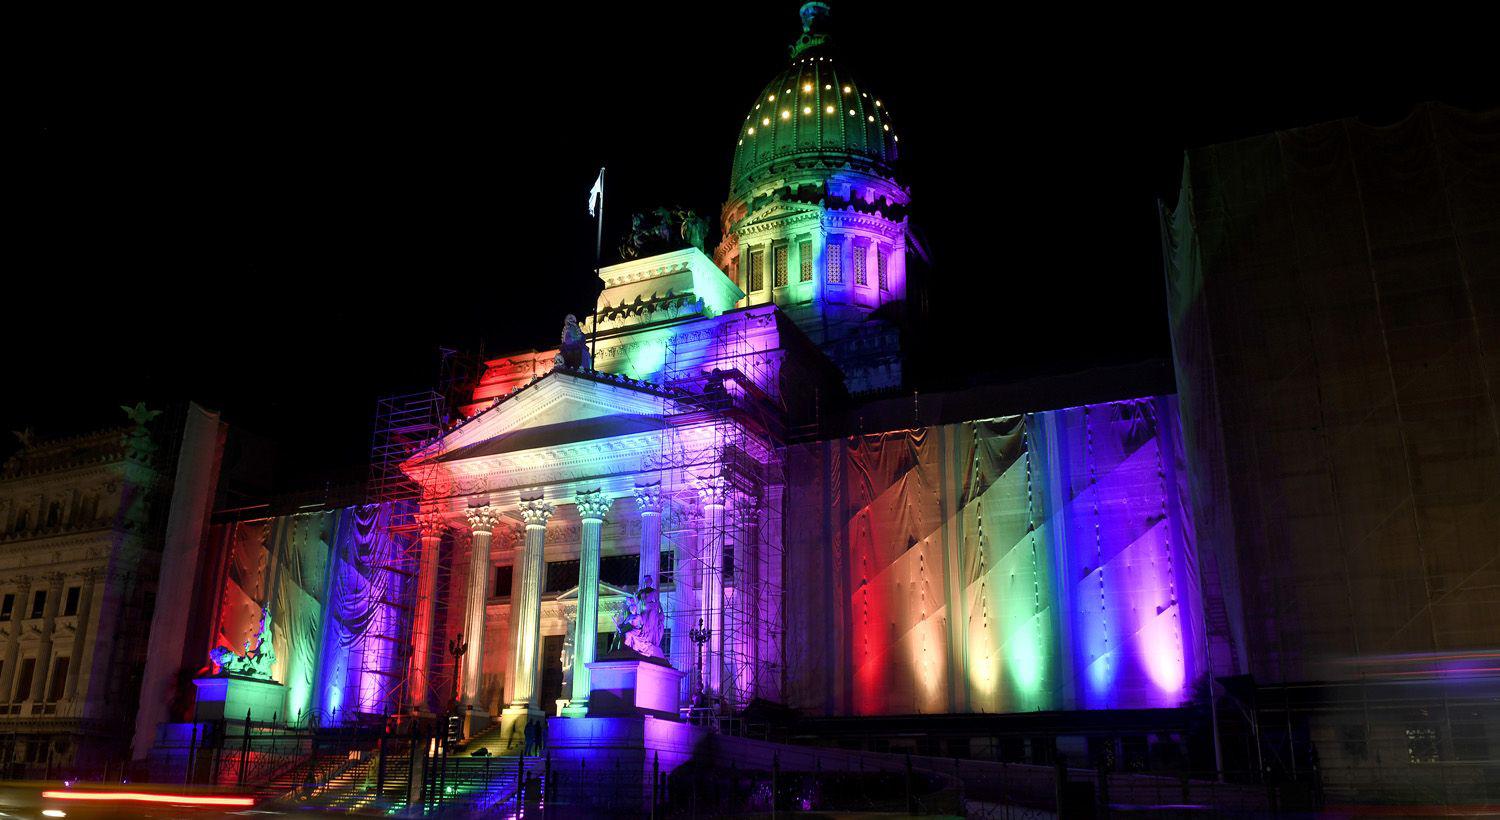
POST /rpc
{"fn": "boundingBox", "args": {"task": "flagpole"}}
[590,166,604,367]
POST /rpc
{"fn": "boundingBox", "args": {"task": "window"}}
[853,242,868,285]
[600,553,641,588]
[545,560,580,594]
[747,248,764,292]
[826,241,842,284]
[1406,726,1440,763]
[878,247,889,291]
[799,240,813,282]
[723,547,736,582]
[64,587,80,617]
[12,658,34,703]
[1452,713,1489,761]
[29,591,45,619]
[1338,725,1368,762]
[45,657,68,703]
[773,245,788,288]
[492,565,513,599]
[658,551,676,585]
[0,594,13,620]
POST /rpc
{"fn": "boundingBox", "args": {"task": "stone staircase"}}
[260,736,542,816]
[457,722,520,757]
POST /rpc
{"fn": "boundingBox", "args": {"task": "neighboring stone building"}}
[0,404,222,777]
[1163,103,1500,803]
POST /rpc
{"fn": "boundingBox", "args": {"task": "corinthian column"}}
[460,505,501,729]
[563,489,611,717]
[510,497,552,711]
[694,473,729,698]
[499,496,551,752]
[409,510,447,714]
[633,482,665,588]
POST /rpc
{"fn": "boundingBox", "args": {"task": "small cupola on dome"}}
[790,2,833,59]
[729,2,900,197]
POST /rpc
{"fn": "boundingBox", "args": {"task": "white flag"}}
[587,168,604,217]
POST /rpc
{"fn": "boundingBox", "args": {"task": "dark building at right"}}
[1163,102,1499,802]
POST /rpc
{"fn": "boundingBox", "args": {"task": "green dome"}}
[729,9,899,194]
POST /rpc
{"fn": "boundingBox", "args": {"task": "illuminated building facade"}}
[0,404,220,776]
[85,4,1492,810]
[153,3,1206,758]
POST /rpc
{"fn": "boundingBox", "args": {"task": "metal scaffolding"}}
[363,391,446,718]
[648,310,788,714]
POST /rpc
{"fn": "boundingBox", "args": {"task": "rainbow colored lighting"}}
[42,791,256,807]
[847,398,1202,715]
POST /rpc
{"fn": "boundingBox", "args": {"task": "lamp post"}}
[448,634,467,741]
[689,618,711,709]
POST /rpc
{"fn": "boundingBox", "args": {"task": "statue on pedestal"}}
[618,206,712,259]
[611,577,667,660]
[554,314,592,370]
[211,606,277,680]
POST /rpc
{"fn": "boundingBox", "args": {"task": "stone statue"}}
[618,206,712,259]
[121,402,163,427]
[121,402,162,463]
[611,577,666,659]
[211,606,277,680]
[560,617,575,694]
[554,314,592,370]
[634,576,666,657]
[679,209,709,252]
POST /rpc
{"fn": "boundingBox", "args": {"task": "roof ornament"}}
[554,314,592,371]
[790,2,833,59]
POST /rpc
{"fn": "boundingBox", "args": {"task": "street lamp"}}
[689,618,711,708]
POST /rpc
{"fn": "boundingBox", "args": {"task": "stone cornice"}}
[822,211,906,239]
[599,253,698,288]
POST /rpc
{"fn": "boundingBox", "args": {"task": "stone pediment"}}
[405,368,681,475]
[738,200,819,236]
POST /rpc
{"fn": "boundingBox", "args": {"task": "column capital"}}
[518,496,554,527]
[575,489,611,521]
[464,505,502,536]
[693,472,730,508]
[633,482,665,515]
[415,510,448,538]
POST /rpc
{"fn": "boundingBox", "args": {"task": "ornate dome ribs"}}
[731,55,899,196]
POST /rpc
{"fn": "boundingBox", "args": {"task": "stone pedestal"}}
[193,676,284,724]
[546,715,709,815]
[461,704,491,738]
[585,655,685,720]
[497,704,545,754]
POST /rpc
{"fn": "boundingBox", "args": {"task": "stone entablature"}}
[1,428,133,480]
[594,247,745,333]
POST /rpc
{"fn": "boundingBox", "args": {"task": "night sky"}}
[12,5,1492,494]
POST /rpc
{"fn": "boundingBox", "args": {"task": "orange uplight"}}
[41,790,256,807]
